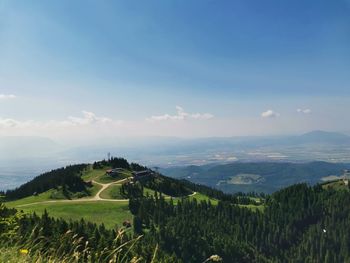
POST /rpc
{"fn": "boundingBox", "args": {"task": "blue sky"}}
[0,0,350,139]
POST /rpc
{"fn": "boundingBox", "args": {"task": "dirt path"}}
[188,191,197,197]
[16,178,131,208]
[15,178,197,208]
[92,178,130,200]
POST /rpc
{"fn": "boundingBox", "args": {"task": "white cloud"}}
[0,118,20,128]
[297,108,311,114]
[0,94,16,100]
[146,106,214,122]
[261,110,280,118]
[67,111,112,125]
[0,111,121,129]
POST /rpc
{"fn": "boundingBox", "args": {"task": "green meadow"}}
[100,184,126,199]
[15,201,131,229]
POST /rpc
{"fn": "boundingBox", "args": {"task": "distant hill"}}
[291,130,350,145]
[161,161,350,193]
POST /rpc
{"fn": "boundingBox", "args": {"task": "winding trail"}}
[15,178,131,208]
[92,178,130,201]
[14,177,197,208]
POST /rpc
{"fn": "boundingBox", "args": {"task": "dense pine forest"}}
[128,183,350,262]
[1,159,350,262]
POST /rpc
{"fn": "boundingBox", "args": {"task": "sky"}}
[1,0,350,141]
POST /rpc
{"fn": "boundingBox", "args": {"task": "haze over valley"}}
[2,130,350,192]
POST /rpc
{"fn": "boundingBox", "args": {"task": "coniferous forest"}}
[1,160,350,262]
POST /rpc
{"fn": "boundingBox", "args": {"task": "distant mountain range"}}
[295,130,350,144]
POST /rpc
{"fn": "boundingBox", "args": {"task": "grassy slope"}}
[15,201,130,229]
[5,166,262,231]
[321,179,349,191]
[82,167,108,181]
[96,170,132,184]
[238,204,265,212]
[5,168,131,228]
[100,184,126,199]
[5,190,54,207]
[6,183,103,208]
[87,183,103,196]
[143,187,171,198]
[189,192,218,205]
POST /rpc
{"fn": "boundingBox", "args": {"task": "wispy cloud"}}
[67,111,113,125]
[0,118,19,128]
[146,106,214,122]
[297,108,311,114]
[0,94,16,100]
[261,109,280,118]
[0,111,121,129]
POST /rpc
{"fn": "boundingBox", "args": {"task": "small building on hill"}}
[132,170,153,181]
[106,168,124,177]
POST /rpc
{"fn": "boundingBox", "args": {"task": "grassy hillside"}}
[100,184,126,199]
[3,163,223,229]
[4,164,133,228]
[3,158,263,237]
[321,179,350,191]
[16,201,131,229]
[5,190,54,207]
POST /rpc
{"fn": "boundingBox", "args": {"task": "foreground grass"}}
[15,201,131,229]
[0,231,145,263]
[0,247,29,263]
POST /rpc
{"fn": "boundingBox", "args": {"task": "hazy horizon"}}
[1,1,350,140]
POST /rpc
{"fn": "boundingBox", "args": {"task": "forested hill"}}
[3,164,88,199]
[2,157,147,200]
[2,159,350,262]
